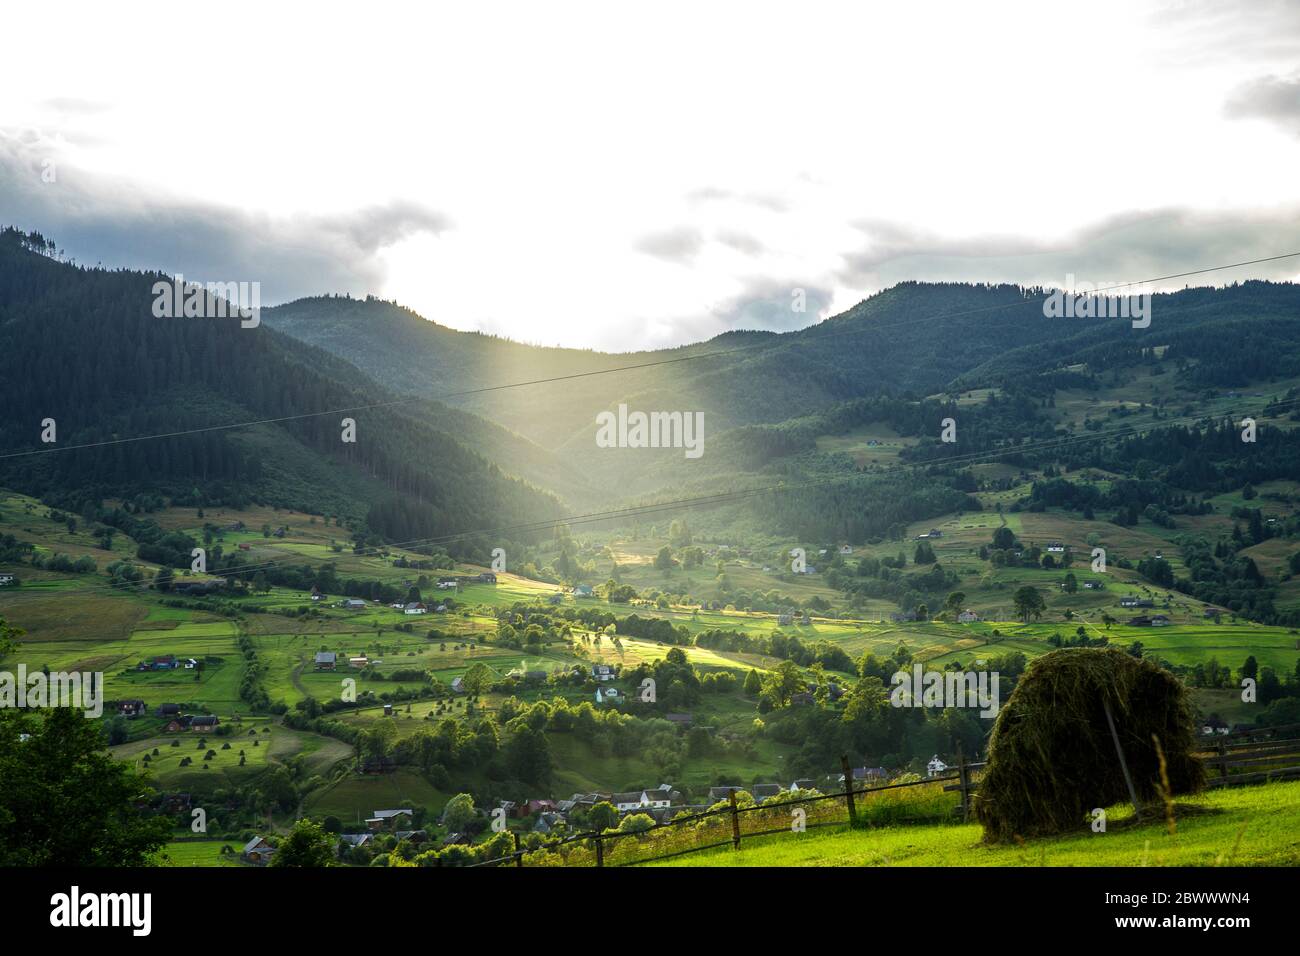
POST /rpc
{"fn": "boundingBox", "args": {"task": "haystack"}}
[974,647,1205,842]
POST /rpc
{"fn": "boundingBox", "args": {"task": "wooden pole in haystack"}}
[1102,696,1143,822]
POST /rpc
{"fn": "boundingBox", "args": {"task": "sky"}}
[2,0,1300,352]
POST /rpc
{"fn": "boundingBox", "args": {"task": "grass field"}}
[644,780,1300,867]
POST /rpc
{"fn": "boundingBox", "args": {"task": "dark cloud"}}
[1224,70,1300,136]
[0,130,450,303]
[838,208,1300,291]
[633,225,705,263]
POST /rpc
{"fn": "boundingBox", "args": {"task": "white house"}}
[957,609,980,623]
[926,755,949,777]
[0,574,15,586]
[613,790,673,812]
[404,603,428,615]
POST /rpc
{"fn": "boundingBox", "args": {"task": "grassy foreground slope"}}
[646,781,1300,867]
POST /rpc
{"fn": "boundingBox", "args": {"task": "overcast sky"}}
[3,0,1300,352]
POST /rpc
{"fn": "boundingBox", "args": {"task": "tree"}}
[914,541,936,565]
[1241,655,1259,682]
[1062,572,1077,594]
[0,707,171,865]
[0,616,22,660]
[1012,586,1045,622]
[653,546,676,571]
[461,662,493,697]
[269,819,336,867]
[760,660,807,708]
[153,566,174,592]
[993,527,1015,551]
[589,801,619,832]
[441,793,476,832]
[743,668,762,696]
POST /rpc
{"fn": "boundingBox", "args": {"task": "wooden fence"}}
[466,723,1300,868]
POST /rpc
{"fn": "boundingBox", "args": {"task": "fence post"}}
[729,788,741,849]
[956,742,970,821]
[594,832,604,868]
[513,831,523,867]
[1216,739,1228,780]
[840,754,858,827]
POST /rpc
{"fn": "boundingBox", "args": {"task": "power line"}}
[2,250,1297,463]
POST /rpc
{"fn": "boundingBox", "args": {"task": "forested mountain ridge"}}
[262,278,1300,452]
[0,227,565,545]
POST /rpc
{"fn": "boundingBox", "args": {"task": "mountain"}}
[0,227,565,547]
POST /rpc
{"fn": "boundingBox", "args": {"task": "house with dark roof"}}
[156,703,182,718]
[314,651,337,670]
[118,699,147,718]
[189,715,219,731]
[750,784,783,801]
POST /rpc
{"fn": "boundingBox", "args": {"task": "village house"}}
[349,655,369,668]
[366,809,413,830]
[574,584,594,598]
[613,789,674,813]
[665,713,694,728]
[314,651,337,671]
[591,664,615,682]
[708,785,744,802]
[403,602,428,615]
[343,598,367,610]
[750,783,783,801]
[450,676,465,694]
[476,572,497,583]
[242,836,275,865]
[1128,615,1153,627]
[789,779,818,792]
[927,755,949,777]
[533,812,563,834]
[1150,614,1171,626]
[839,767,888,785]
[156,703,182,719]
[957,609,980,623]
[118,699,147,718]
[189,715,219,732]
[0,573,15,586]
[1046,542,1066,553]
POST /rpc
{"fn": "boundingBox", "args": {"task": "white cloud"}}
[2,0,1300,351]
